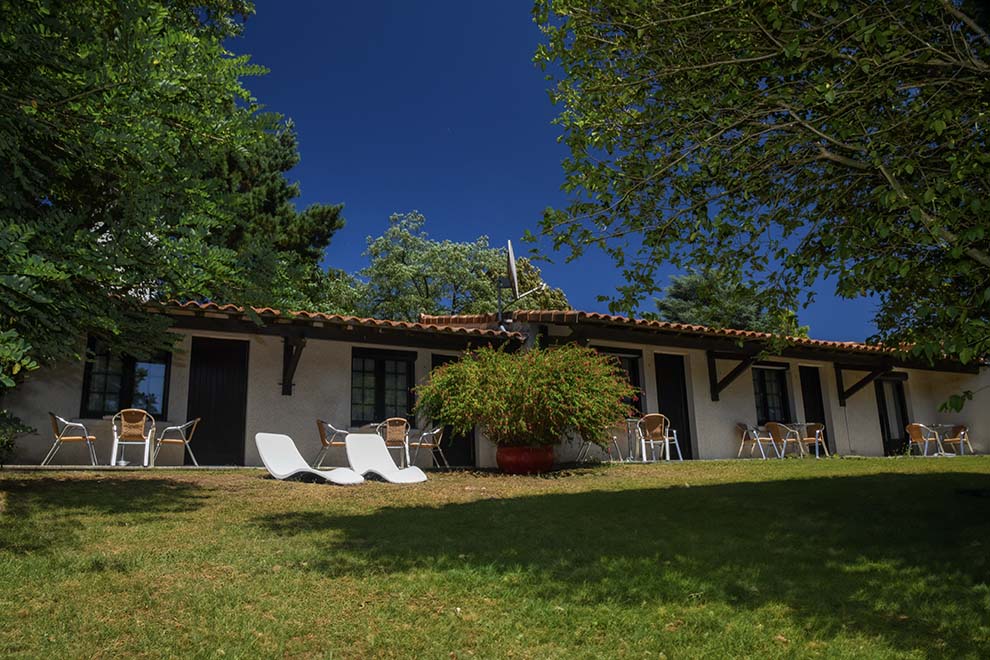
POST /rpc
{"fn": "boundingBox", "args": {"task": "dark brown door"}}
[654,353,693,459]
[187,337,249,465]
[430,354,476,467]
[875,377,909,456]
[799,366,830,452]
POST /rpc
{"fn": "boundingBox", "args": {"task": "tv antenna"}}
[497,240,547,329]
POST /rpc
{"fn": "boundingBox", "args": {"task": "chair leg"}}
[110,437,120,466]
[142,437,151,467]
[41,439,61,466]
[576,442,588,462]
[436,446,450,468]
[737,437,746,458]
[185,443,199,467]
[87,440,98,466]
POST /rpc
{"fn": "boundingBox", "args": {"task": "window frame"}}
[79,338,172,419]
[350,347,417,426]
[752,364,790,425]
[591,346,644,413]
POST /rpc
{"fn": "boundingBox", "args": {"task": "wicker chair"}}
[940,425,975,455]
[765,422,802,457]
[906,423,942,456]
[408,426,449,468]
[637,413,683,462]
[799,423,830,458]
[376,417,411,467]
[154,418,201,466]
[736,422,779,459]
[576,423,625,463]
[111,408,155,466]
[44,413,98,466]
[314,419,348,468]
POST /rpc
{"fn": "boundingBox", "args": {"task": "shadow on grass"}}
[0,477,207,554]
[254,471,990,654]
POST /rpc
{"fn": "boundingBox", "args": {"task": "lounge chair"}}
[345,433,428,483]
[255,433,364,485]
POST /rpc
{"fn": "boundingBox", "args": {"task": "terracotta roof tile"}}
[420,310,891,356]
[161,301,524,341]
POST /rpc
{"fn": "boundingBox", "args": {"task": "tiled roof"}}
[160,301,524,341]
[420,310,891,355]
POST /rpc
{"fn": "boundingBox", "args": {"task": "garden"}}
[1,458,987,658]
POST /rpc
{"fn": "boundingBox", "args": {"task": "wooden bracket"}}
[707,351,756,401]
[834,364,890,407]
[281,336,307,395]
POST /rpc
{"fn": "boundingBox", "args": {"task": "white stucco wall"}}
[4,329,472,468]
[6,321,987,467]
[518,323,989,460]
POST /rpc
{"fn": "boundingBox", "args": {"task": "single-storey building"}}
[5,302,987,467]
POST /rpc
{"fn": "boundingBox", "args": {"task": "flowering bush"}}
[414,344,636,447]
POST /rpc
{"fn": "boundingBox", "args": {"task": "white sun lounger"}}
[255,433,364,485]
[345,433,428,483]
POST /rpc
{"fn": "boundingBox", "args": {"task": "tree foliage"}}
[354,212,570,321]
[208,115,346,310]
[653,271,808,336]
[0,0,353,443]
[535,0,990,363]
[1,0,260,387]
[0,1,350,399]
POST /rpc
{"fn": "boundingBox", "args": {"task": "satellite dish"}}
[506,240,520,299]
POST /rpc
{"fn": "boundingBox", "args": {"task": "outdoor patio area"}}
[1,458,987,657]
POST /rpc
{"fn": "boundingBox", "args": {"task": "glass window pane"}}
[84,341,126,416]
[132,361,166,415]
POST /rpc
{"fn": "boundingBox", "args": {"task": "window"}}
[593,347,643,413]
[350,348,416,426]
[80,339,171,418]
[752,366,789,425]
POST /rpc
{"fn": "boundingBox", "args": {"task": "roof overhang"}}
[156,302,525,352]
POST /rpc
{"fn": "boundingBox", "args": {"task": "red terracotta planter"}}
[496,445,555,474]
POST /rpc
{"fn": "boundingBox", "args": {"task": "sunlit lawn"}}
[1,457,988,658]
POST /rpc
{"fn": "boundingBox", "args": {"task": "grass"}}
[1,458,988,658]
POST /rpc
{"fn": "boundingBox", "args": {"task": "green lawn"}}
[1,458,988,658]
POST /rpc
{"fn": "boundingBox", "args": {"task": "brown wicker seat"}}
[736,422,779,459]
[408,426,449,468]
[906,423,942,456]
[314,419,348,468]
[376,417,411,467]
[637,413,683,461]
[765,422,802,457]
[44,413,98,466]
[154,418,201,466]
[799,423,830,458]
[940,425,975,455]
[111,408,155,466]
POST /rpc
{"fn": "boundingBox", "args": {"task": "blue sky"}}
[232,1,877,341]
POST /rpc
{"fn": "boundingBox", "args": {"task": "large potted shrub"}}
[415,344,635,473]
